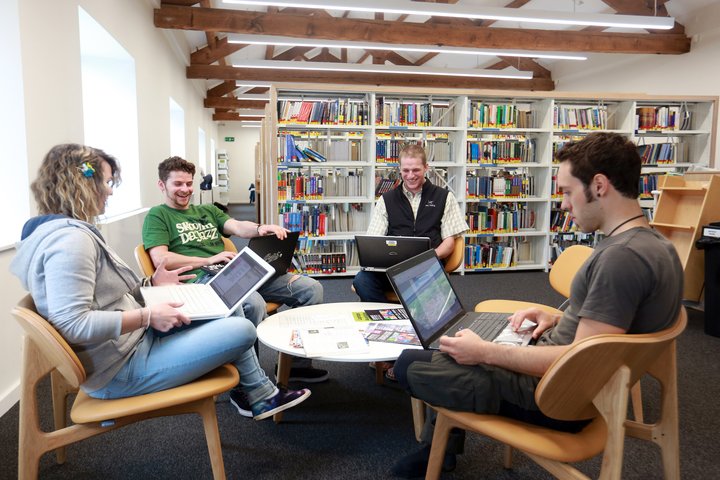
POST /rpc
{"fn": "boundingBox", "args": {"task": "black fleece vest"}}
[383,180,448,248]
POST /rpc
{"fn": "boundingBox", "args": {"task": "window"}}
[198,127,207,175]
[79,7,140,218]
[0,0,30,247]
[169,98,185,158]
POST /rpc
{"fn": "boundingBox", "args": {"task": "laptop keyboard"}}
[164,286,220,314]
[465,312,509,341]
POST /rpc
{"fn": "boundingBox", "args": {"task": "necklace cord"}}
[606,214,645,237]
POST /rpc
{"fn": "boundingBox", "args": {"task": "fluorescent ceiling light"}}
[235,81,273,88]
[222,0,675,30]
[232,59,533,79]
[234,109,266,116]
[229,34,586,61]
[235,93,271,100]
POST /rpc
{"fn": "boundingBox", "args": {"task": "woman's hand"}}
[149,302,191,332]
[151,257,196,285]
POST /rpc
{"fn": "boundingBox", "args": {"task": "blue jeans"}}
[88,316,275,405]
[241,273,323,326]
[352,270,393,302]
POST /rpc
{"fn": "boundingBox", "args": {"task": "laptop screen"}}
[210,250,271,308]
[387,251,464,341]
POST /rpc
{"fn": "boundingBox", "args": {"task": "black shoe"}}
[391,445,456,479]
[228,388,253,418]
[277,365,330,383]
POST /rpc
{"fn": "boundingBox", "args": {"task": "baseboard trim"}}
[0,382,20,418]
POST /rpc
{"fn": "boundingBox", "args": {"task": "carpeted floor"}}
[1,203,718,479]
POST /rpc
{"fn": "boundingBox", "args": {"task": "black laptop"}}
[248,230,301,278]
[355,235,431,271]
[386,249,533,349]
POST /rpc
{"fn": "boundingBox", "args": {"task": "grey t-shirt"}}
[538,227,683,347]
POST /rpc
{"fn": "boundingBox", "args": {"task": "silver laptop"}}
[141,246,275,320]
[386,249,533,349]
[355,235,431,271]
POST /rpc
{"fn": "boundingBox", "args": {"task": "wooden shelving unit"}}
[651,173,720,301]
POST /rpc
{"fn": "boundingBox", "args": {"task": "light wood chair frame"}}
[13,295,239,479]
[414,307,686,480]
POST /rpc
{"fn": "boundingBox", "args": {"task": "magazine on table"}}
[298,326,370,357]
[363,321,421,346]
[353,307,409,322]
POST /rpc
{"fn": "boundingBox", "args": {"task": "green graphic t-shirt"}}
[142,204,232,282]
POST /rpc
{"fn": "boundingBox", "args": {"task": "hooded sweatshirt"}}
[11,216,147,392]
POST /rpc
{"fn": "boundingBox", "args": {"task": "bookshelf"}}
[215,150,230,206]
[261,86,717,277]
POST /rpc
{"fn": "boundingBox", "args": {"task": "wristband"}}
[256,224,262,235]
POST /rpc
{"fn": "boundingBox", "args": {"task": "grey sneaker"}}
[251,386,311,421]
[228,388,253,418]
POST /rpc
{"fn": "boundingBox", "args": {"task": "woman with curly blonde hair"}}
[11,144,310,420]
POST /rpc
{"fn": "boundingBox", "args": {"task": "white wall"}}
[553,2,720,164]
[217,125,261,204]
[0,0,218,417]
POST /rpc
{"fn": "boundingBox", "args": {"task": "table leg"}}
[274,352,292,423]
[374,362,385,385]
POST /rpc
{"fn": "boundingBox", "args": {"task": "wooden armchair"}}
[416,307,686,479]
[134,239,280,315]
[12,295,239,479]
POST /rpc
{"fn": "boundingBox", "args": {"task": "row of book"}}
[376,139,422,163]
[375,175,401,197]
[550,209,578,233]
[466,173,537,198]
[467,137,536,163]
[466,203,537,233]
[291,252,348,275]
[277,203,370,235]
[463,236,535,269]
[549,234,596,264]
[374,98,454,127]
[278,99,370,125]
[636,105,691,131]
[279,134,364,163]
[639,174,660,198]
[553,105,608,130]
[467,102,535,129]
[636,142,689,165]
[278,170,366,200]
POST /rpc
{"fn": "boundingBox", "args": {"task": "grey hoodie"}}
[11,217,147,392]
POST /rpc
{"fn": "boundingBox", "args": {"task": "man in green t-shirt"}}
[142,157,327,417]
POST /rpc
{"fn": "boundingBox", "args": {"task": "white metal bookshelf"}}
[261,85,717,277]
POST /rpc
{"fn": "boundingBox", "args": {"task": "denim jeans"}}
[241,273,324,326]
[87,316,276,405]
[352,270,393,302]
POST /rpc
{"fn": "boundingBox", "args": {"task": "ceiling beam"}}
[213,112,265,121]
[191,36,247,65]
[207,80,237,97]
[187,64,555,91]
[155,5,690,54]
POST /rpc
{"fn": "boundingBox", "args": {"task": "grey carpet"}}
[1,203,718,479]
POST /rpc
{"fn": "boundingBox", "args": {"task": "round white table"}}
[257,302,423,421]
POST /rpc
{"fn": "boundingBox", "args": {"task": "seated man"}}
[141,157,327,414]
[391,132,685,478]
[353,144,468,302]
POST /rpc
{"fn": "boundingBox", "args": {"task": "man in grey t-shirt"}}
[391,132,684,478]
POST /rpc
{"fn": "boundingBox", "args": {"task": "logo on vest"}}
[425,200,437,208]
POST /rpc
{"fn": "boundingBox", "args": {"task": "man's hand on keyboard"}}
[439,329,489,366]
[509,308,558,339]
[149,302,191,332]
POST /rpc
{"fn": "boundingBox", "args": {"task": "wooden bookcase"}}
[652,173,720,301]
[259,85,717,278]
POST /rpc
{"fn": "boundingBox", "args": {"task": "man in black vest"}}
[353,144,468,302]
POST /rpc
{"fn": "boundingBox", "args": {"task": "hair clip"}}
[80,162,95,178]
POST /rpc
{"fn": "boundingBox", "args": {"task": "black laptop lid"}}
[386,249,466,347]
[355,235,431,270]
[248,231,301,278]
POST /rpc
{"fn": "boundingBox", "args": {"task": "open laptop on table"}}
[355,235,431,271]
[248,230,301,278]
[141,246,275,320]
[386,249,533,349]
